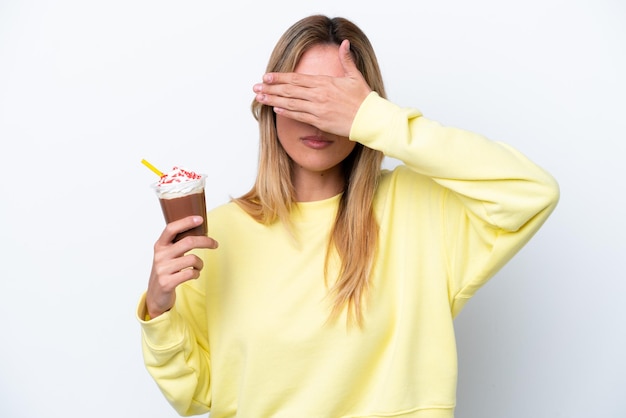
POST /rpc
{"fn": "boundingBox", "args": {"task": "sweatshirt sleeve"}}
[351,92,560,316]
[136,271,212,416]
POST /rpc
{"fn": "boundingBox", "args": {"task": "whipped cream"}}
[152,166,206,198]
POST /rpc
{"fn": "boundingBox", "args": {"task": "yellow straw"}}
[141,159,164,177]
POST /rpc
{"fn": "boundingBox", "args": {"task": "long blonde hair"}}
[234,15,386,326]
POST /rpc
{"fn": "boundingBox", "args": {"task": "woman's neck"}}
[292,166,344,202]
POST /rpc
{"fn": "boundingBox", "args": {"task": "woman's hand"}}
[145,215,218,319]
[253,39,371,138]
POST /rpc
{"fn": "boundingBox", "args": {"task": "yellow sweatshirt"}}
[137,92,559,417]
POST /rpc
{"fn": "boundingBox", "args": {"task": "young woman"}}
[138,15,559,418]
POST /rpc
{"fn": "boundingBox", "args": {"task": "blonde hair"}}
[234,15,386,326]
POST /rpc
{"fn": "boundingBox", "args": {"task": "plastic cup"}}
[151,175,208,242]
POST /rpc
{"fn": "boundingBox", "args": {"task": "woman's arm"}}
[352,92,560,315]
[138,217,217,415]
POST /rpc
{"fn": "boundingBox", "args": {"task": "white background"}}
[1,0,624,417]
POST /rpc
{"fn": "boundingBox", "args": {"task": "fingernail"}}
[253,84,261,92]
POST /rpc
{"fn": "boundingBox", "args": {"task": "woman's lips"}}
[301,136,333,149]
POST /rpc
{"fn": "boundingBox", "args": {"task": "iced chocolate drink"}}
[151,167,208,242]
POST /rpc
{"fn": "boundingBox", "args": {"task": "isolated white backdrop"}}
[1,1,624,417]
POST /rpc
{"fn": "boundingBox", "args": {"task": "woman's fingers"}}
[146,218,217,319]
[156,216,205,246]
[252,41,371,137]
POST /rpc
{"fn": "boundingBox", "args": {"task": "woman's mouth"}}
[301,136,333,150]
